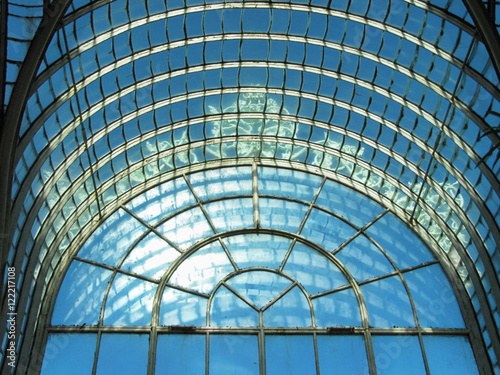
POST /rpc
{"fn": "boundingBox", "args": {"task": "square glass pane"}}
[266,335,316,375]
[40,334,97,375]
[210,335,259,375]
[372,335,425,374]
[156,334,205,374]
[317,335,368,374]
[96,334,149,375]
[423,336,479,374]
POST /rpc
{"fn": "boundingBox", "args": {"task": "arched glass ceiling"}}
[39,166,480,374]
[0,0,500,374]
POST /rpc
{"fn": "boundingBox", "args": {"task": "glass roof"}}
[1,0,500,373]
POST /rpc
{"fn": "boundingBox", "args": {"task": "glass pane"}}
[372,335,426,374]
[263,286,312,327]
[301,208,358,252]
[96,334,149,374]
[316,179,384,227]
[258,166,322,202]
[317,335,368,374]
[188,166,252,200]
[156,334,205,374]
[210,335,259,375]
[266,335,316,375]
[366,213,435,269]
[423,336,479,374]
[40,334,97,375]
[204,198,254,231]
[159,286,208,326]
[156,207,214,250]
[313,288,362,327]
[283,242,349,294]
[52,261,113,325]
[103,274,156,326]
[124,177,196,225]
[404,264,465,328]
[259,198,309,233]
[121,232,180,280]
[77,208,147,266]
[361,276,415,327]
[169,241,234,294]
[210,285,259,327]
[335,234,394,282]
[226,270,292,309]
[224,233,292,269]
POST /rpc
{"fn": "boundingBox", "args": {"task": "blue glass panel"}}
[263,286,311,327]
[361,276,415,327]
[301,208,358,252]
[124,177,196,225]
[366,213,435,269]
[283,242,349,294]
[266,335,316,375]
[404,264,465,328]
[316,179,384,227]
[210,285,259,327]
[258,166,322,202]
[204,198,254,232]
[313,288,362,327]
[317,335,368,374]
[335,234,394,282]
[52,261,113,325]
[159,286,207,326]
[77,208,147,266]
[259,198,309,233]
[224,233,292,270]
[103,274,156,326]
[96,334,149,374]
[169,241,234,294]
[372,336,426,375]
[423,336,479,374]
[226,270,292,309]
[121,232,180,280]
[40,334,96,375]
[156,207,214,250]
[210,335,259,375]
[156,334,205,374]
[188,166,252,200]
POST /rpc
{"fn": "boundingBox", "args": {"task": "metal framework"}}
[1,0,500,374]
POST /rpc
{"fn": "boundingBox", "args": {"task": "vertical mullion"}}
[252,162,260,228]
[258,312,266,375]
[365,330,378,375]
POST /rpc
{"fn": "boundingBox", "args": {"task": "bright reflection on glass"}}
[335,234,394,282]
[312,288,362,327]
[225,270,292,308]
[121,232,180,280]
[259,198,309,232]
[283,242,349,294]
[169,241,234,294]
[210,285,259,327]
[77,208,147,266]
[103,273,156,326]
[361,276,415,328]
[263,286,312,327]
[160,287,207,326]
[204,197,254,231]
[223,233,292,269]
[188,166,253,200]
